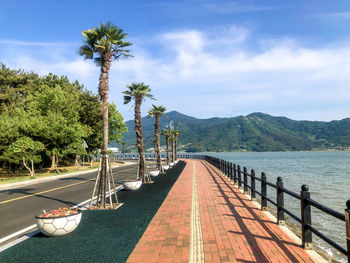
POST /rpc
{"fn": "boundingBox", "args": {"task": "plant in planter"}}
[122,179,142,191]
[149,170,160,177]
[35,207,82,237]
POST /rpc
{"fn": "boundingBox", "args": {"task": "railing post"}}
[276,177,285,225]
[251,169,256,200]
[237,165,242,188]
[261,172,267,211]
[224,161,227,176]
[227,162,230,178]
[230,163,233,181]
[227,162,229,177]
[345,199,350,262]
[233,164,237,185]
[243,167,248,193]
[227,162,230,179]
[301,184,313,249]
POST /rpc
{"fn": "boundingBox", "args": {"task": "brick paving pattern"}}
[128,160,315,263]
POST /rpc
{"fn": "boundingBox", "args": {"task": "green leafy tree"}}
[79,22,131,208]
[0,63,41,113]
[148,105,166,170]
[4,137,44,177]
[24,84,89,169]
[123,83,154,181]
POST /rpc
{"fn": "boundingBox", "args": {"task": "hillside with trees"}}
[0,63,127,174]
[117,111,350,152]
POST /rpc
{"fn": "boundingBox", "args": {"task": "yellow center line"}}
[0,167,135,205]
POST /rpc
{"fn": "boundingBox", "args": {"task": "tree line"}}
[0,63,127,176]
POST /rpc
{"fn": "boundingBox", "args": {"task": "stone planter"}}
[122,179,142,191]
[149,170,160,177]
[169,162,174,167]
[35,210,82,237]
[162,165,169,171]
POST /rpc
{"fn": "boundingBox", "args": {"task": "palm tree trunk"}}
[172,139,175,162]
[175,138,178,161]
[155,114,161,170]
[135,97,145,181]
[98,52,111,207]
[166,138,169,164]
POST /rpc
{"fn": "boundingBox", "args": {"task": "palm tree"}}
[161,129,172,164]
[121,141,126,158]
[173,129,180,161]
[170,135,175,163]
[79,22,131,208]
[123,83,154,182]
[148,105,166,171]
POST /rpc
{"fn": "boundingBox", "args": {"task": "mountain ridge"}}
[113,111,350,152]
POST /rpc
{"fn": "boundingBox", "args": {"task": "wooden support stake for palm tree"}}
[89,154,120,209]
[89,158,102,207]
[137,154,153,183]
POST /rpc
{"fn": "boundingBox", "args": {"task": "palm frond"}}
[79,22,133,65]
[123,95,132,104]
[79,45,94,59]
[93,57,103,67]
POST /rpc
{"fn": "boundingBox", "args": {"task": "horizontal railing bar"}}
[281,188,300,199]
[309,225,347,255]
[280,207,302,223]
[254,190,262,196]
[266,181,277,188]
[308,199,345,221]
[265,196,277,207]
[255,177,262,182]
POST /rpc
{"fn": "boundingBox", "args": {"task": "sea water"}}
[205,151,350,262]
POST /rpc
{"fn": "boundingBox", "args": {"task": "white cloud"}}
[0,39,74,47]
[1,26,350,121]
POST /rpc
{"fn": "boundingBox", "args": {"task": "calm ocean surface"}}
[204,151,350,262]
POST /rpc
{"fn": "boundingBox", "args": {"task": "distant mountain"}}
[111,111,350,152]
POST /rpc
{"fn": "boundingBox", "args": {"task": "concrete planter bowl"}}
[35,210,82,237]
[122,179,142,191]
[162,165,169,171]
[169,162,174,167]
[149,170,160,177]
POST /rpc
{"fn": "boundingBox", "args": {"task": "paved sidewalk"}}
[128,159,316,263]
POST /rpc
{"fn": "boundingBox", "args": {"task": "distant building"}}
[108,147,119,153]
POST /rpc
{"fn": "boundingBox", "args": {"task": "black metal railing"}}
[178,154,350,262]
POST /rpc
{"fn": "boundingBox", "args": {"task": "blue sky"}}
[1,0,350,121]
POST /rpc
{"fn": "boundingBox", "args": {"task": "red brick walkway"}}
[127,160,315,263]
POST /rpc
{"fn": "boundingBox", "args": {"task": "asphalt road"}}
[0,163,138,240]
